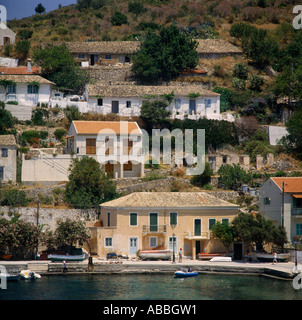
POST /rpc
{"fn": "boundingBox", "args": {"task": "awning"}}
[293,194,302,199]
[66,135,74,139]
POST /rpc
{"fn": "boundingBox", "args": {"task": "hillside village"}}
[0,0,302,262]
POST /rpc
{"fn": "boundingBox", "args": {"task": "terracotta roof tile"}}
[72,121,141,135]
[271,177,302,193]
[0,66,41,75]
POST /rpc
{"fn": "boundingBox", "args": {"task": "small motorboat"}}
[48,253,87,262]
[19,270,41,280]
[210,257,232,262]
[174,268,198,278]
[0,273,19,281]
[139,249,172,261]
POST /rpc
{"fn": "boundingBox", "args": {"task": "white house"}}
[259,177,302,242]
[85,84,221,120]
[0,134,17,183]
[0,26,16,46]
[0,74,54,107]
[67,120,144,178]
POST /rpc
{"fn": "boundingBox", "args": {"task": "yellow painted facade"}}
[88,194,239,260]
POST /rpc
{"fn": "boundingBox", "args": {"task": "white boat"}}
[139,249,173,261]
[210,257,232,262]
[254,253,290,262]
[20,270,41,280]
[48,253,87,262]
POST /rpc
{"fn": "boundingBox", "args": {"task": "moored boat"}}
[139,249,172,261]
[48,253,87,262]
[19,270,41,280]
[174,269,198,278]
[198,253,224,260]
[0,273,19,281]
[254,253,290,262]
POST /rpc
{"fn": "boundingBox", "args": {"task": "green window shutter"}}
[209,218,216,230]
[170,212,177,226]
[130,213,137,226]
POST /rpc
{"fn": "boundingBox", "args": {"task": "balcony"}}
[142,225,167,234]
[184,231,210,239]
[292,208,302,216]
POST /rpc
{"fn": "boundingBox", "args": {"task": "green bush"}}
[110,12,128,26]
[0,189,30,207]
[54,128,67,141]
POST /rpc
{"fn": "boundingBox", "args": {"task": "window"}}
[1,148,8,157]
[107,212,111,227]
[78,54,85,59]
[27,85,39,94]
[222,218,229,225]
[170,212,177,226]
[105,55,112,60]
[8,85,16,94]
[130,213,137,226]
[149,237,157,248]
[209,218,216,230]
[0,167,3,180]
[263,197,271,205]
[105,237,112,247]
[97,98,103,106]
[296,224,302,236]
[174,98,181,109]
[86,138,96,155]
[126,101,131,108]
[206,99,211,108]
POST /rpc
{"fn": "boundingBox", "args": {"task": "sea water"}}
[0,273,302,300]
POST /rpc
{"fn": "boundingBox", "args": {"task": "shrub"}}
[128,1,146,15]
[54,128,67,141]
[232,63,249,80]
[110,12,128,26]
[0,189,30,207]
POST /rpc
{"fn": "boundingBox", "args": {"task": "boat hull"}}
[0,274,19,281]
[19,270,41,280]
[255,253,290,262]
[139,250,172,261]
[48,254,87,262]
[174,271,198,278]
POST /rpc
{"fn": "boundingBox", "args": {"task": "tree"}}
[190,162,213,187]
[211,221,234,255]
[218,164,252,190]
[248,74,264,92]
[110,11,128,26]
[65,156,117,209]
[35,3,46,14]
[140,99,171,132]
[33,44,90,94]
[15,40,30,60]
[132,24,199,82]
[54,218,90,250]
[232,63,249,80]
[0,102,16,134]
[0,218,41,259]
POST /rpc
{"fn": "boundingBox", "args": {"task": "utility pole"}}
[281,182,285,228]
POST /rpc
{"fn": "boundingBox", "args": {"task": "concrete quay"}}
[0,259,298,280]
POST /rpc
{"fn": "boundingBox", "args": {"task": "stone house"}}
[85,84,221,120]
[0,74,54,107]
[0,134,17,182]
[259,177,302,242]
[0,25,16,46]
[89,192,239,259]
[196,39,242,59]
[67,120,144,178]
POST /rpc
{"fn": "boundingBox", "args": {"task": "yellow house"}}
[89,192,239,260]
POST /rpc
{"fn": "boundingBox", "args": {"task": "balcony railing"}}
[184,231,209,239]
[142,225,167,233]
[292,208,302,216]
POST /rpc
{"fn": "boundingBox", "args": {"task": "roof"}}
[87,84,220,98]
[0,66,41,75]
[64,41,140,54]
[72,121,142,135]
[63,39,241,55]
[196,39,242,54]
[271,177,302,193]
[0,74,54,85]
[0,134,17,146]
[100,192,239,208]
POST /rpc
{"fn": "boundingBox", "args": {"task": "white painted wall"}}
[0,145,17,182]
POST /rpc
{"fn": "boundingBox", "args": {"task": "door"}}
[196,241,201,257]
[168,236,177,253]
[189,100,196,114]
[194,219,201,236]
[90,54,98,66]
[149,213,158,232]
[233,243,243,260]
[129,237,138,255]
[112,101,119,114]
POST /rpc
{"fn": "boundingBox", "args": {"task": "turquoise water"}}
[1,273,302,300]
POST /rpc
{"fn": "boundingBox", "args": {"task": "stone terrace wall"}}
[0,206,98,231]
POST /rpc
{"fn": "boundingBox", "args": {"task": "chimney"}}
[27,59,32,73]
